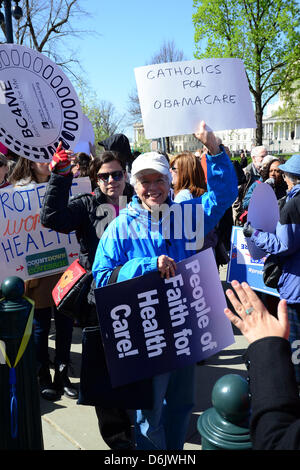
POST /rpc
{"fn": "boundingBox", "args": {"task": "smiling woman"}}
[96,159,126,206]
[92,121,239,450]
[135,172,170,209]
[129,152,172,210]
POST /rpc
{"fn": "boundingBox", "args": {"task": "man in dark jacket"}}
[99,133,133,173]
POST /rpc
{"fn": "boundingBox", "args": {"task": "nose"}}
[148,180,160,190]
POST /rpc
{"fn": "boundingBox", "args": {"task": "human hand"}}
[49,141,73,176]
[193,120,220,156]
[243,221,255,238]
[157,255,176,279]
[224,280,289,344]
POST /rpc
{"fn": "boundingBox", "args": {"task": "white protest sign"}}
[247,182,280,260]
[74,114,95,154]
[0,44,83,162]
[134,58,256,138]
[0,177,91,282]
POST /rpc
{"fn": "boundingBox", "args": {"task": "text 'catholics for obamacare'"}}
[145,63,236,110]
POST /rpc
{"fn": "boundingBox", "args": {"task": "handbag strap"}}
[108,265,123,284]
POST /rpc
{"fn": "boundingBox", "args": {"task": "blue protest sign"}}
[94,248,235,388]
[227,226,279,297]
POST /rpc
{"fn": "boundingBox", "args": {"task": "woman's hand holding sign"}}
[194,120,221,156]
[49,141,73,176]
[157,255,176,279]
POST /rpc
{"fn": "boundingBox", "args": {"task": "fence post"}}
[0,276,43,449]
[197,373,252,450]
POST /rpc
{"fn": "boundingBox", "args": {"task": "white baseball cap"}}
[131,152,171,181]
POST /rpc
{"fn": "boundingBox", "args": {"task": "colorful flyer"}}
[227,226,279,297]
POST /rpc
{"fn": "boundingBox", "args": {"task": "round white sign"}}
[0,44,83,161]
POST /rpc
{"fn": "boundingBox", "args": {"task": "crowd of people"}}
[0,125,299,450]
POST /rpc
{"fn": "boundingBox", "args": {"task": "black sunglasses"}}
[97,170,124,182]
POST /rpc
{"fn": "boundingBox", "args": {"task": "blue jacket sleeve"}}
[250,222,300,256]
[92,222,158,288]
[92,148,238,288]
[243,181,258,210]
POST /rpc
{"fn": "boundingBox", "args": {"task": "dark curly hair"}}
[260,157,285,183]
[89,151,126,184]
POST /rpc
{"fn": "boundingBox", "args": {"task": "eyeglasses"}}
[97,170,124,182]
[171,166,177,172]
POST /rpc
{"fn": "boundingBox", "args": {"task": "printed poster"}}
[227,226,279,297]
[0,177,91,282]
[94,249,235,387]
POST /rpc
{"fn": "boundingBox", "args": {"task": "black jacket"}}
[245,336,300,449]
[40,172,134,271]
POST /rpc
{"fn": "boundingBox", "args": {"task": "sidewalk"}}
[40,267,249,450]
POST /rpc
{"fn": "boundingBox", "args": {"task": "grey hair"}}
[251,146,267,158]
[130,169,172,187]
[283,172,300,185]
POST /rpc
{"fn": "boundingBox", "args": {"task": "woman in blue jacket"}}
[243,154,300,383]
[92,121,238,450]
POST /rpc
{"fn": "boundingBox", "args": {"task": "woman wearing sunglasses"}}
[40,146,136,450]
[92,121,238,450]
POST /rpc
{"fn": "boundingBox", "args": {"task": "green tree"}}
[132,136,151,154]
[193,0,300,144]
[78,83,125,149]
[271,80,300,123]
[128,40,186,152]
[0,0,95,81]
